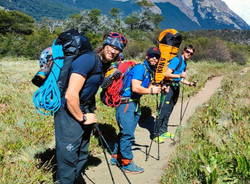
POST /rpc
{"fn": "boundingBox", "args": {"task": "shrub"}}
[228,44,248,65]
[206,38,232,62]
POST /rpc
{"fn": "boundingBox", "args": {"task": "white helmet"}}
[39,47,52,68]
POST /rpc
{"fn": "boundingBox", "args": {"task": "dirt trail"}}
[85,76,223,184]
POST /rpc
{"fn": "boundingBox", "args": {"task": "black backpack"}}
[55,29,94,95]
[32,29,95,92]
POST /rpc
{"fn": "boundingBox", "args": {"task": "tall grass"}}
[0,58,54,183]
[161,62,250,183]
[0,57,247,183]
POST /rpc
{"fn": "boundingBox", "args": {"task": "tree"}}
[136,0,154,7]
[108,8,124,32]
[125,13,140,30]
[89,8,101,26]
[0,10,35,35]
[151,13,164,28]
[65,9,103,34]
[109,8,120,18]
[124,10,162,31]
[38,18,63,33]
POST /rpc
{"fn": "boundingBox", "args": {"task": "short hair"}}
[183,45,195,53]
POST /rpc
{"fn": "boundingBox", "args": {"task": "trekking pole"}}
[146,93,166,161]
[174,82,194,142]
[176,84,185,142]
[180,85,184,125]
[93,124,115,184]
[156,94,160,161]
[180,95,191,122]
[93,123,132,184]
[146,94,159,161]
[179,81,197,123]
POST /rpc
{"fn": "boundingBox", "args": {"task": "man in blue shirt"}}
[110,47,161,173]
[154,45,196,143]
[54,32,127,184]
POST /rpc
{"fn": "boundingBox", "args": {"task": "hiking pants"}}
[54,107,92,184]
[113,102,140,164]
[157,85,180,136]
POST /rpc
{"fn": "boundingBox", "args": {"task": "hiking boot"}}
[109,157,118,165]
[153,136,165,144]
[161,132,174,139]
[122,162,144,174]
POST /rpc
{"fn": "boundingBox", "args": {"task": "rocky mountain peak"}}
[146,0,249,29]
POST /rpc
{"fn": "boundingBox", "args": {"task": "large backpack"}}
[154,29,182,84]
[32,29,96,115]
[120,62,148,98]
[100,60,137,107]
[55,29,94,95]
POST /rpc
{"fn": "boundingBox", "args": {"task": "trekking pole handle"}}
[189,80,198,87]
[93,123,101,134]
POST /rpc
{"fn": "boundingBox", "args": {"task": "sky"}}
[222,0,250,25]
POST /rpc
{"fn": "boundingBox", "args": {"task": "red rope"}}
[104,61,136,107]
[105,77,123,107]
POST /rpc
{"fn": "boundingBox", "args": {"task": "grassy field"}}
[161,64,250,183]
[0,57,248,183]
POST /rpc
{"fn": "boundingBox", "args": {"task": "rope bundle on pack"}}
[104,78,123,107]
[101,60,136,108]
[32,42,64,115]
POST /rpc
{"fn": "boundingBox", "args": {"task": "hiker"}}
[54,32,127,184]
[110,47,161,173]
[153,45,196,143]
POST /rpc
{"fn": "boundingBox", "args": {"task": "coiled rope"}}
[103,61,138,107]
[32,41,64,115]
[104,78,123,107]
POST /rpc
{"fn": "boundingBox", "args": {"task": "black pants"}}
[54,107,92,184]
[156,85,180,136]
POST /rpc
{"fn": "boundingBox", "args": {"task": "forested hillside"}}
[0,0,139,20]
[0,0,79,20]
[186,30,250,45]
[1,0,249,30]
[0,9,249,65]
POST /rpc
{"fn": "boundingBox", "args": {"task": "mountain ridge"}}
[0,0,249,30]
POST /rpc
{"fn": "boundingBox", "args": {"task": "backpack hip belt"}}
[120,98,139,104]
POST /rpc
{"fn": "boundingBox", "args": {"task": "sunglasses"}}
[185,50,194,56]
[108,32,127,45]
[148,53,160,59]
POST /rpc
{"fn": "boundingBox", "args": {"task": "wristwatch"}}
[79,115,87,124]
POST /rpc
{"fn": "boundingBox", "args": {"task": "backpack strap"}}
[122,62,150,97]
[59,52,101,96]
[141,62,151,79]
[86,53,102,78]
[174,55,186,72]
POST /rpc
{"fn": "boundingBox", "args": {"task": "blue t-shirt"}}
[70,52,103,102]
[168,56,186,82]
[122,60,153,99]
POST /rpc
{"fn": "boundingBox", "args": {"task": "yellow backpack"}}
[154,29,182,84]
